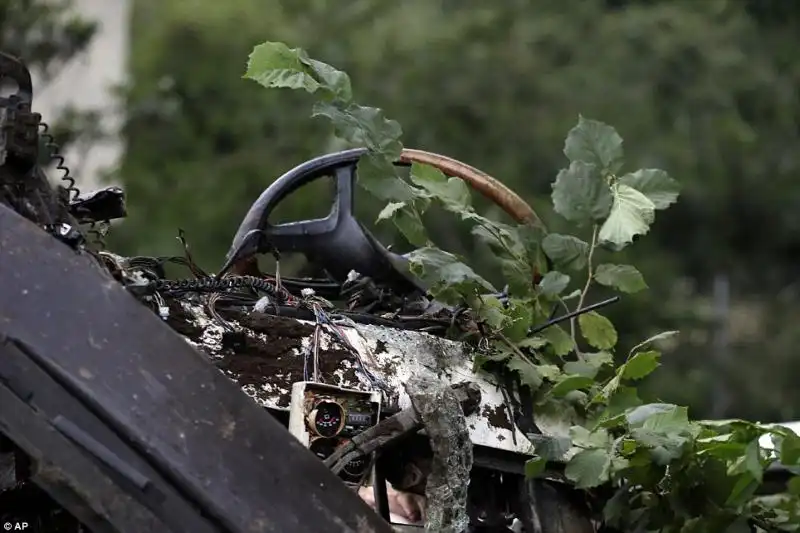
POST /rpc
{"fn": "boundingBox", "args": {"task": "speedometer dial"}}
[308,400,346,438]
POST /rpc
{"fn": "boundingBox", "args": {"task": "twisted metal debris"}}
[406,375,473,533]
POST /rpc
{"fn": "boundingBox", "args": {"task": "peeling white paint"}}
[179,304,574,457]
[336,322,539,455]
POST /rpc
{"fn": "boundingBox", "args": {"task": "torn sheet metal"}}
[176,303,571,457]
[406,376,472,533]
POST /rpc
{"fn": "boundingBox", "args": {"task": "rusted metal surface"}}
[0,204,394,533]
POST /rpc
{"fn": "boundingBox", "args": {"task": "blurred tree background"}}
[0,0,96,77]
[0,0,104,154]
[8,0,800,423]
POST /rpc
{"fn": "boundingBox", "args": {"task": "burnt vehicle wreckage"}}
[0,53,795,533]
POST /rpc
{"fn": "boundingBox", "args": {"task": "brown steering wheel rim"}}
[399,148,543,227]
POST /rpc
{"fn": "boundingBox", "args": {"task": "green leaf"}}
[563,116,624,174]
[475,295,507,330]
[564,351,613,378]
[376,201,406,222]
[598,183,655,250]
[406,247,485,284]
[626,403,690,434]
[529,434,572,461]
[578,311,618,350]
[518,336,548,350]
[507,354,544,389]
[551,161,613,223]
[630,427,687,454]
[467,214,521,253]
[542,234,590,271]
[473,352,508,371]
[470,220,536,298]
[624,403,674,426]
[502,300,533,342]
[619,169,681,210]
[312,101,403,158]
[536,364,562,381]
[551,375,595,397]
[244,42,352,98]
[303,58,354,101]
[621,351,661,380]
[597,374,621,403]
[407,246,496,304]
[538,271,570,298]
[562,361,596,378]
[355,155,419,203]
[587,350,615,367]
[409,162,472,213]
[697,439,748,461]
[698,419,764,438]
[562,289,581,301]
[500,258,534,297]
[512,223,547,265]
[594,264,648,294]
[524,456,547,478]
[565,448,612,489]
[392,204,429,247]
[788,477,800,495]
[629,330,680,354]
[540,325,575,356]
[605,386,643,419]
[780,432,800,466]
[725,473,760,507]
[727,439,763,483]
[570,426,613,448]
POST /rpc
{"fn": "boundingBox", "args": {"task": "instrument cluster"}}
[288,382,381,483]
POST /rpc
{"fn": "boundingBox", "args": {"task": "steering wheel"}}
[221,148,542,295]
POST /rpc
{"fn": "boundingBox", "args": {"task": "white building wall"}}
[33,0,131,191]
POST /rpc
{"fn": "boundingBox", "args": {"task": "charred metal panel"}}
[176,300,573,457]
[0,204,393,533]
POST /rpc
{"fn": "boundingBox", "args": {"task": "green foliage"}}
[541,234,590,271]
[579,312,618,350]
[594,264,648,294]
[115,0,800,425]
[563,115,623,173]
[244,41,429,248]
[244,41,800,530]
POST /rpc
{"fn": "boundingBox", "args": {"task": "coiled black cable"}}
[153,275,292,303]
[38,121,80,202]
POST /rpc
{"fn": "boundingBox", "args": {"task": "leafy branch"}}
[243,41,799,531]
[572,224,599,350]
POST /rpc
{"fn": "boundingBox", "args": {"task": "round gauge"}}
[308,400,346,438]
[342,452,370,478]
[308,437,339,460]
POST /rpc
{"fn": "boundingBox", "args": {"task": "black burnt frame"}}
[0,204,395,533]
